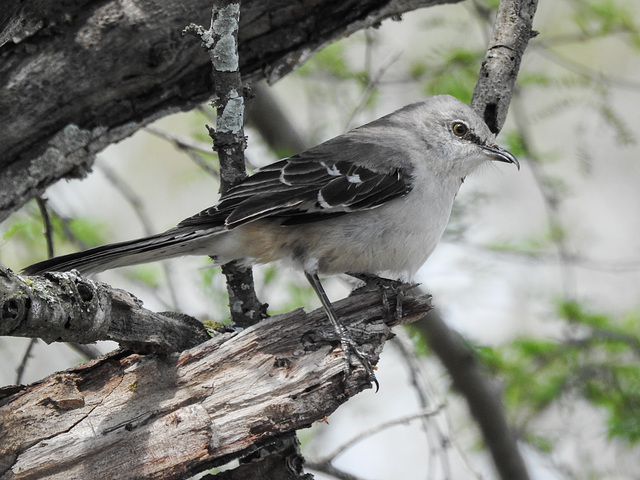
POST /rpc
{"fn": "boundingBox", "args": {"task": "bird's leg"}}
[304,271,378,388]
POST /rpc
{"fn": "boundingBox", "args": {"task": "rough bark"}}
[0,268,210,353]
[0,0,462,222]
[471,0,539,134]
[0,287,432,479]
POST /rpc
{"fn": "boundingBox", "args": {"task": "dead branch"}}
[0,285,432,479]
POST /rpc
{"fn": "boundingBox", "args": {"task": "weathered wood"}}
[0,287,432,479]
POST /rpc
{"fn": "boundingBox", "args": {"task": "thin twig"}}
[344,50,403,131]
[19,198,53,383]
[35,197,54,258]
[15,338,38,384]
[316,406,444,464]
[391,331,489,480]
[392,334,454,480]
[65,342,103,360]
[144,125,220,177]
[304,461,366,480]
[415,307,531,480]
[535,46,640,91]
[184,2,267,328]
[510,94,577,299]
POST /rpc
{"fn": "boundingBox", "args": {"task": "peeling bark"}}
[0,287,432,479]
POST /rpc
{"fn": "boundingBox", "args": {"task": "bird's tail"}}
[22,227,220,276]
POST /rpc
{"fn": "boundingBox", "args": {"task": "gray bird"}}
[24,95,519,383]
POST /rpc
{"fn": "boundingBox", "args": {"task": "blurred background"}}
[2,1,640,478]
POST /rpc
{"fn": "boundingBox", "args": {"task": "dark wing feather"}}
[178,136,414,229]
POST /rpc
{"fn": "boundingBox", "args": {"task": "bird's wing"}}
[178,136,414,229]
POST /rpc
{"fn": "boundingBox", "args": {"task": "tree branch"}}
[0,268,210,353]
[0,0,463,222]
[0,286,432,479]
[185,1,267,329]
[471,0,539,134]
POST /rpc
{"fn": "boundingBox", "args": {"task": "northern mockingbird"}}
[24,95,519,383]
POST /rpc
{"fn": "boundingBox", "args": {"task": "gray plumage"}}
[24,94,518,383]
[24,95,518,280]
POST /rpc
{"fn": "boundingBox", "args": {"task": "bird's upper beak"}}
[483,144,520,170]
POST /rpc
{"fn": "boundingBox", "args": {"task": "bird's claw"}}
[349,273,414,323]
[340,335,379,392]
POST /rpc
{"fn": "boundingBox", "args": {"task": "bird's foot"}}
[338,333,379,392]
[348,273,416,323]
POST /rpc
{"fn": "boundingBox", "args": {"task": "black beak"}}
[483,144,520,170]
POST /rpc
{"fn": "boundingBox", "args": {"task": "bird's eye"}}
[452,122,468,137]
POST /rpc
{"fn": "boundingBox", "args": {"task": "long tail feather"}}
[22,227,219,276]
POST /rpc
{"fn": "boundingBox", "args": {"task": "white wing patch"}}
[324,163,341,176]
[317,191,332,209]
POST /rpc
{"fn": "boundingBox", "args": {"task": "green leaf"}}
[298,43,355,80]
[422,48,482,104]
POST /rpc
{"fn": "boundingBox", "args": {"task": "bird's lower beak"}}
[483,144,520,170]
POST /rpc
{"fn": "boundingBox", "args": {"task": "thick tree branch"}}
[0,268,210,353]
[0,0,462,222]
[0,287,432,479]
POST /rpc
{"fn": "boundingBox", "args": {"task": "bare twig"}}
[344,50,403,131]
[96,162,181,309]
[392,331,487,480]
[144,125,221,177]
[16,198,55,383]
[509,94,577,299]
[305,462,365,480]
[316,406,444,464]
[14,338,38,385]
[35,197,54,258]
[535,47,640,91]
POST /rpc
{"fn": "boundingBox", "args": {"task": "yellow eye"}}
[452,122,468,137]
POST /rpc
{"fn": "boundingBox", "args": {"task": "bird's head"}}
[402,95,519,177]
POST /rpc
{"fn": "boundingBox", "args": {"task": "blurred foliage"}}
[1,201,109,268]
[573,0,640,44]
[477,301,640,444]
[417,48,482,104]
